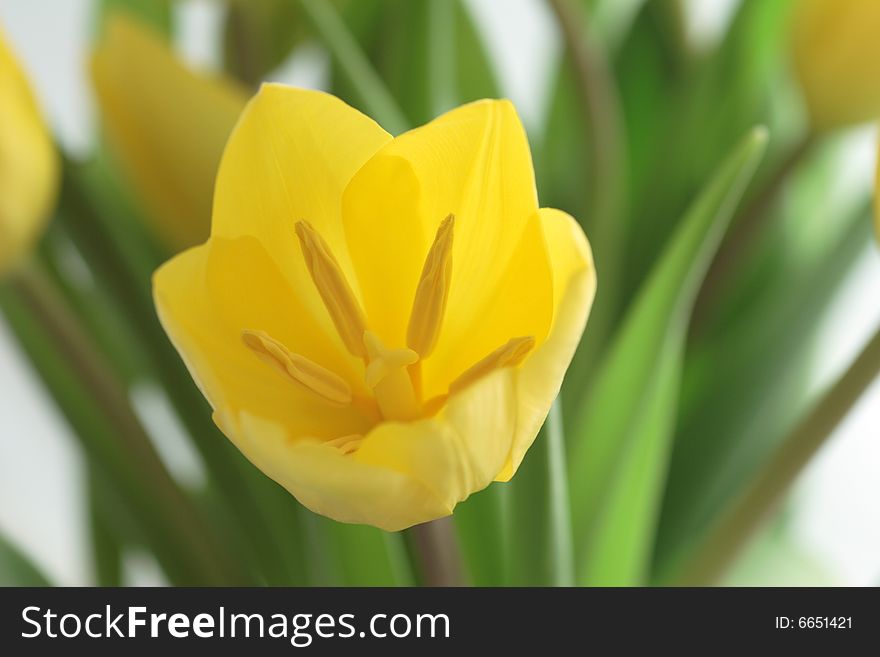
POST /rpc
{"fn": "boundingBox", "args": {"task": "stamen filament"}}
[295,220,368,359]
[449,336,536,394]
[242,329,352,404]
[407,214,455,358]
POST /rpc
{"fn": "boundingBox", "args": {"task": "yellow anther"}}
[449,336,536,394]
[295,220,368,359]
[363,331,421,421]
[407,214,454,358]
[242,329,352,405]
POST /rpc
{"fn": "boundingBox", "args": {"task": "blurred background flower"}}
[0,0,878,587]
[0,28,58,275]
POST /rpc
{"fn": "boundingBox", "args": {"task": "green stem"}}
[88,467,123,586]
[1,262,242,584]
[408,518,466,586]
[679,322,880,585]
[297,0,410,134]
[548,0,627,391]
[546,400,575,586]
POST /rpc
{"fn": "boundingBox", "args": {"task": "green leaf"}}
[0,272,246,585]
[654,200,872,581]
[619,0,794,301]
[0,534,51,586]
[88,468,124,586]
[505,401,574,586]
[297,0,409,134]
[454,484,509,586]
[223,0,311,87]
[328,0,498,127]
[568,127,768,585]
[97,0,173,35]
[303,518,415,586]
[60,158,313,586]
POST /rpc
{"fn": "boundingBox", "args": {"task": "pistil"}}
[364,331,421,421]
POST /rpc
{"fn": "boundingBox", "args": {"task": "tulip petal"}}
[0,29,58,273]
[212,83,392,308]
[228,412,448,532]
[342,99,552,391]
[220,368,516,531]
[793,0,880,130]
[496,208,596,481]
[355,368,517,513]
[154,237,372,439]
[92,14,246,251]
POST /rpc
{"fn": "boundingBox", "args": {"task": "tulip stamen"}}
[295,219,369,359]
[242,329,352,405]
[364,330,421,421]
[407,213,454,359]
[450,336,536,394]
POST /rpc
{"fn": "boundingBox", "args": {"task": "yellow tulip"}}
[154,85,596,530]
[792,0,880,131]
[92,14,248,252]
[0,28,58,274]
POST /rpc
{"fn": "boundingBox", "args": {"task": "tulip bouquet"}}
[1,0,878,587]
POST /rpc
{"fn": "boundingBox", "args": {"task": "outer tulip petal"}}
[218,368,516,531]
[342,100,551,377]
[793,0,880,130]
[355,369,516,513]
[212,83,392,306]
[0,28,58,274]
[92,14,246,251]
[225,412,447,532]
[496,208,596,481]
[154,238,372,439]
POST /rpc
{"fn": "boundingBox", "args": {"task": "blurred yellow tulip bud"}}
[792,0,880,131]
[0,28,59,275]
[92,14,249,252]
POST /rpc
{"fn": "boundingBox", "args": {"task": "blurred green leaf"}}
[60,157,315,585]
[88,468,124,586]
[301,518,414,586]
[454,485,509,586]
[327,524,415,586]
[505,401,574,586]
[620,0,794,301]
[0,533,51,586]
[97,0,172,35]
[223,0,310,87]
[0,270,242,585]
[655,199,872,581]
[298,0,409,134]
[329,0,498,127]
[568,128,767,585]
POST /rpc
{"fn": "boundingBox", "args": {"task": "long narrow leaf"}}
[0,533,51,586]
[569,128,768,584]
